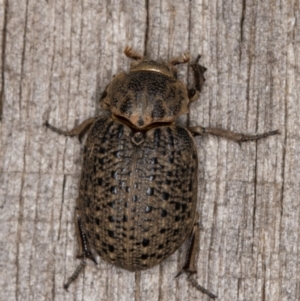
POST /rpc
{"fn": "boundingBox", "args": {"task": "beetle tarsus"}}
[175,269,217,299]
[64,259,87,291]
[176,219,217,299]
[176,269,217,299]
[186,273,218,299]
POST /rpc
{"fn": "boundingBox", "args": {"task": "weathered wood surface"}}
[0,0,298,300]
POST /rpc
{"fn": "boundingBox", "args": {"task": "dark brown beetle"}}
[45,47,279,299]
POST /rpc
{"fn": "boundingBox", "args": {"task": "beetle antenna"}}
[169,53,190,65]
[124,46,144,60]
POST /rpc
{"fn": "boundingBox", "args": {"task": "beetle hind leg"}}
[176,222,217,299]
[64,215,97,291]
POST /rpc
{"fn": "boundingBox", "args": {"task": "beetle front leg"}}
[64,214,97,290]
[188,126,280,143]
[188,55,207,102]
[176,219,217,299]
[44,117,96,142]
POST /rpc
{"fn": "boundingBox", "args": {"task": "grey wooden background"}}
[0,0,298,300]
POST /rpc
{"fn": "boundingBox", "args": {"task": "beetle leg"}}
[176,221,217,299]
[44,117,96,142]
[64,215,97,291]
[75,215,97,264]
[176,224,199,276]
[188,55,207,102]
[188,126,280,143]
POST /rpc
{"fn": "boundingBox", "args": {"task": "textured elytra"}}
[78,117,198,271]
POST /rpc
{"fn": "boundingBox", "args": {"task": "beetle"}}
[45,47,279,299]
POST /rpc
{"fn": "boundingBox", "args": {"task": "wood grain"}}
[0,0,298,300]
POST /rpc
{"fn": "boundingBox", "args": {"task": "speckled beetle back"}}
[80,117,198,270]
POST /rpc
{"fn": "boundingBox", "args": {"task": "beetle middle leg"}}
[64,214,97,290]
[188,126,280,143]
[176,218,217,299]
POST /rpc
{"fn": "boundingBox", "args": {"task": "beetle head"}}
[101,48,190,130]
